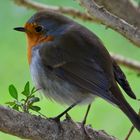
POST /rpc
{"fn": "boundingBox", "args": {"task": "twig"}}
[12,0,96,22]
[0,106,117,140]
[125,109,140,140]
[76,0,140,48]
[110,53,140,72]
[94,0,140,28]
[12,0,140,47]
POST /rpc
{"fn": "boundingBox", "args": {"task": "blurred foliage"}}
[0,0,140,140]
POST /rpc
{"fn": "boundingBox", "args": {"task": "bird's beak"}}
[14,27,26,32]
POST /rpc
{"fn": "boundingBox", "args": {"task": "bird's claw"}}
[49,116,64,132]
[49,116,60,122]
[81,123,92,140]
[65,113,71,120]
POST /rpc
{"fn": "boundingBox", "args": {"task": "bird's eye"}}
[35,26,43,33]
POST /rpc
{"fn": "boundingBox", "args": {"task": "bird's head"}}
[14,10,71,47]
[14,10,71,63]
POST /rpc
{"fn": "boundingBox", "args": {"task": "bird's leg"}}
[49,102,79,132]
[81,104,92,139]
[51,101,80,122]
[49,101,80,132]
[82,104,91,125]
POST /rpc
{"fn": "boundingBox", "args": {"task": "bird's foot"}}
[51,102,79,122]
[81,122,92,140]
[49,116,63,132]
[49,115,61,122]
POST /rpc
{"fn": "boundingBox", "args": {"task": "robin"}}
[14,10,140,131]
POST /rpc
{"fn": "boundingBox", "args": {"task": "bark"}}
[0,106,117,140]
[76,0,140,47]
[94,0,140,28]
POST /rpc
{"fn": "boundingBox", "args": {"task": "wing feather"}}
[39,29,117,103]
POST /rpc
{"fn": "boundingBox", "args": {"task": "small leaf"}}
[22,81,30,96]
[5,101,15,106]
[29,97,40,104]
[31,87,36,94]
[9,85,18,100]
[30,105,41,112]
[12,104,19,111]
[29,95,35,99]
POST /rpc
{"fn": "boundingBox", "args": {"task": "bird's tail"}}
[110,82,140,131]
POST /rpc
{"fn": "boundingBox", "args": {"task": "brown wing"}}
[39,29,118,104]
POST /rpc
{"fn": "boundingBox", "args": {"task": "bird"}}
[14,10,140,131]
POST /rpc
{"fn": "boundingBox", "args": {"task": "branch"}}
[94,0,140,28]
[111,53,140,72]
[12,0,140,47]
[76,0,140,48]
[0,106,117,140]
[12,0,95,23]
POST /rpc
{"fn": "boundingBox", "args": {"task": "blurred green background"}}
[0,0,140,139]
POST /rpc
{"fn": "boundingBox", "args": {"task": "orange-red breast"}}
[14,10,140,131]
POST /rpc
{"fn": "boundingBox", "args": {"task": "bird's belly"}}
[30,50,95,105]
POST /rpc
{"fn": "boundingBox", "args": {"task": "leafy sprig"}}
[6,81,41,113]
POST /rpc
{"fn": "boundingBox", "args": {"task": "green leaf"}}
[9,85,18,100]
[30,105,41,112]
[5,101,15,106]
[28,95,35,99]
[12,104,19,111]
[31,87,36,94]
[22,81,30,96]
